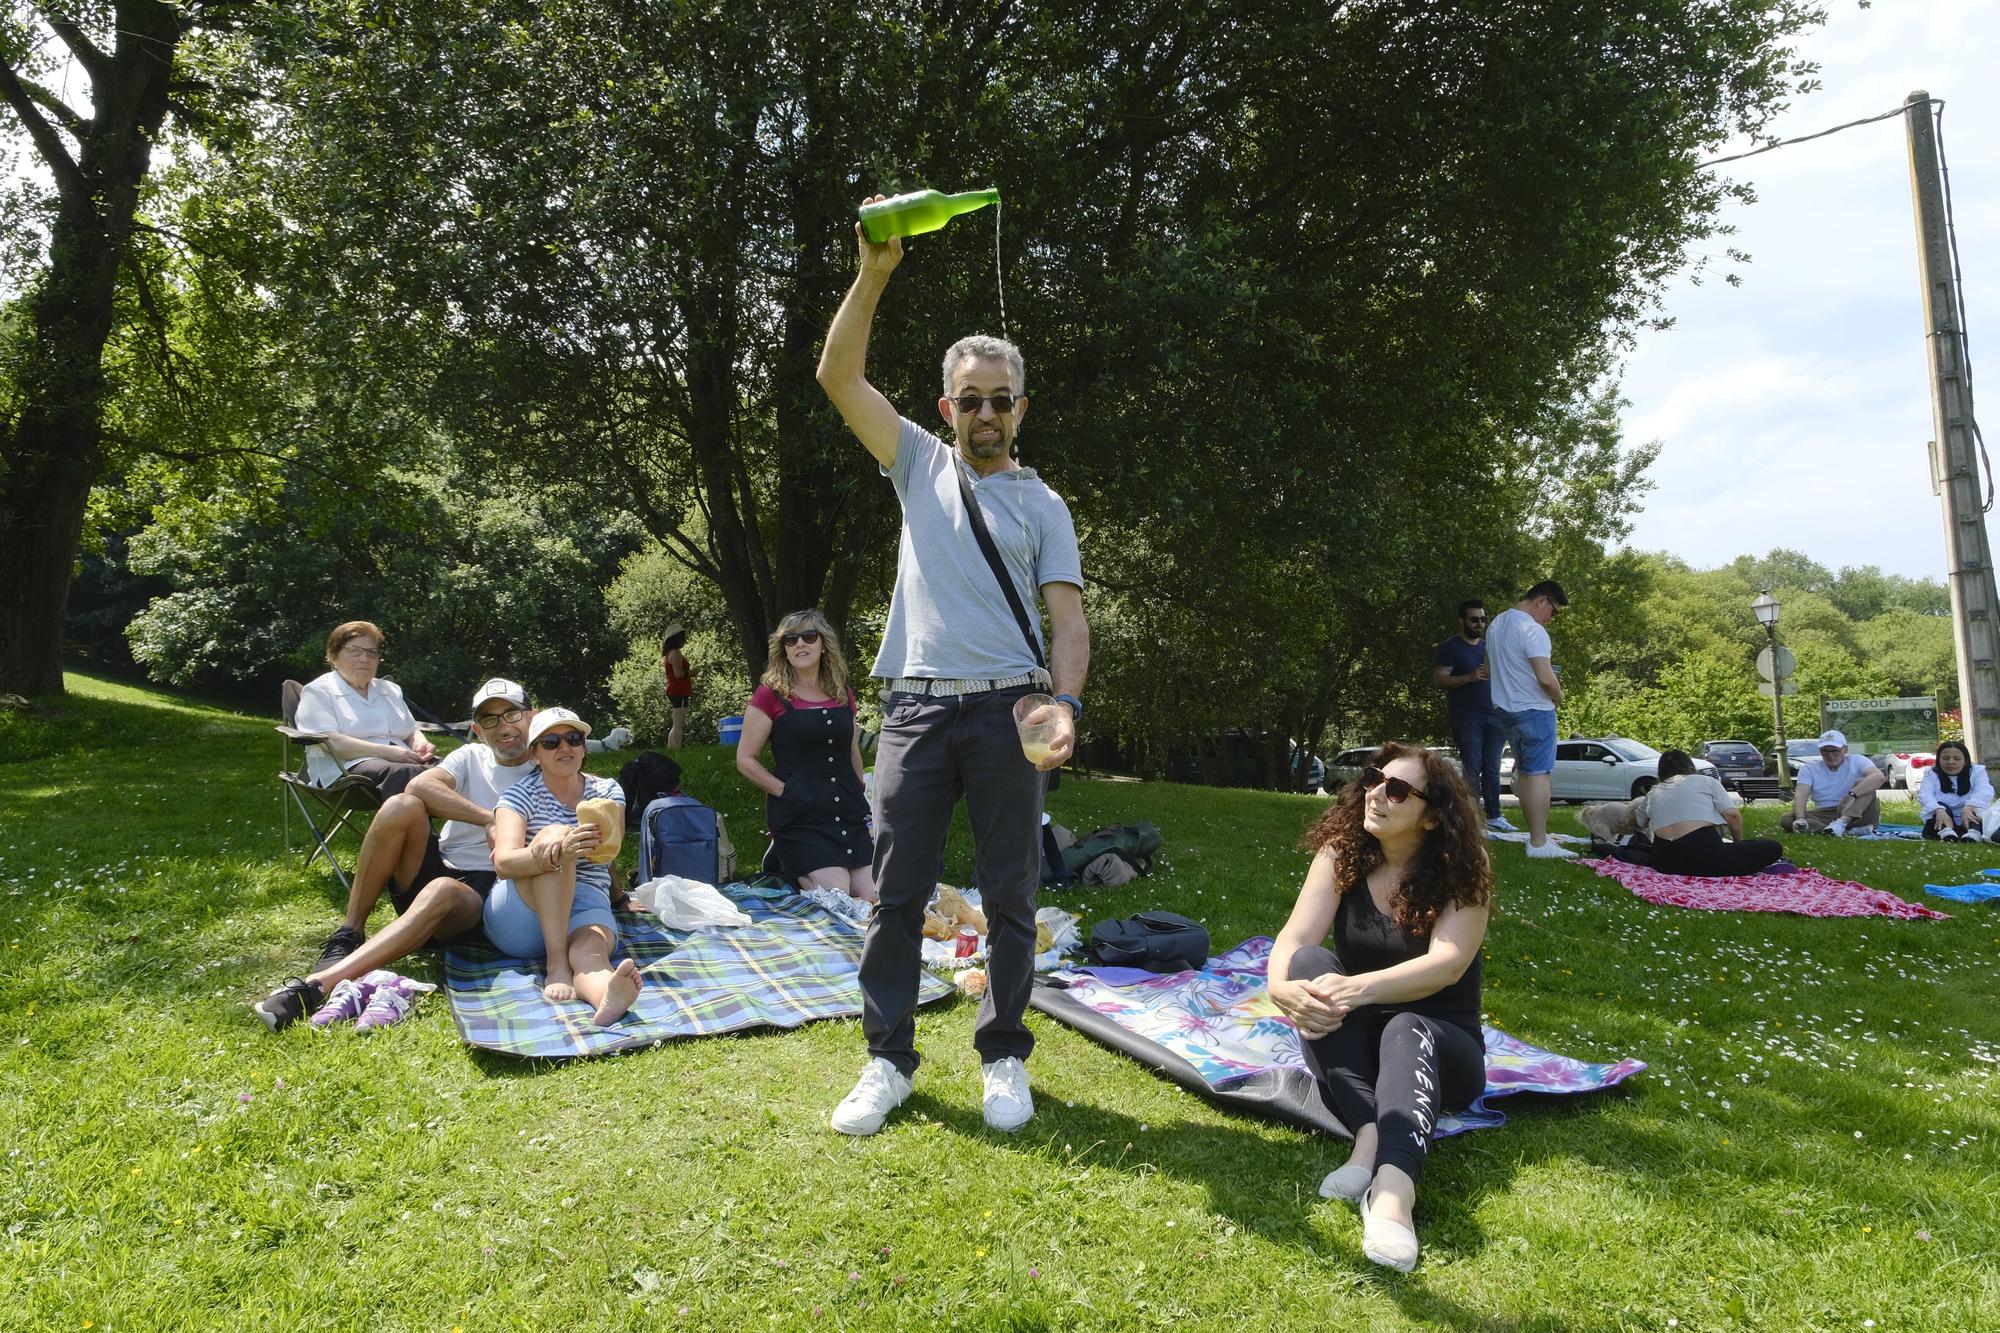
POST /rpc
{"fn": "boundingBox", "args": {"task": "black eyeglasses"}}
[535,731,587,750]
[476,707,530,729]
[781,630,822,647]
[1361,766,1430,804]
[952,393,1019,415]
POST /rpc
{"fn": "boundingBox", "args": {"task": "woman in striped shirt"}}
[483,707,639,1025]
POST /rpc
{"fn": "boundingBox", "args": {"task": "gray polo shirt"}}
[871,417,1084,680]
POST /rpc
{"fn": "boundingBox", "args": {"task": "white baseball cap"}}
[1817,729,1848,749]
[527,706,593,745]
[472,677,530,710]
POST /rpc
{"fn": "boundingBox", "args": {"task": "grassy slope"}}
[1,674,1996,1331]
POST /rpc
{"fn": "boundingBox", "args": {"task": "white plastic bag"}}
[633,874,752,929]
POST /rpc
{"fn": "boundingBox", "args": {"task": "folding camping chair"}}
[276,679,389,891]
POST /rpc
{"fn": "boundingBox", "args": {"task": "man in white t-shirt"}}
[1487,580,1574,859]
[255,678,541,1031]
[1780,729,1885,837]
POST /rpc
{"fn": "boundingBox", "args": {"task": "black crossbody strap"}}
[955,460,1047,671]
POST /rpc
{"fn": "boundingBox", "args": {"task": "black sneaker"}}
[254,977,325,1032]
[316,924,367,969]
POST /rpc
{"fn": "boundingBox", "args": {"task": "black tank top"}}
[1333,878,1483,1036]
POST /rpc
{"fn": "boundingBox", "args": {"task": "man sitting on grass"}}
[1779,729,1885,838]
[255,678,540,1031]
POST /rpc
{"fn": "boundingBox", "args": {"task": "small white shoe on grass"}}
[1319,1163,1372,1202]
[1525,839,1576,860]
[1360,1187,1420,1273]
[981,1057,1034,1132]
[830,1057,911,1136]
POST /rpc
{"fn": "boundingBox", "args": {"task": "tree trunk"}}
[0,3,186,695]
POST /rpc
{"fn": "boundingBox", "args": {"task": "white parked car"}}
[1883,752,1936,790]
[1327,744,1463,793]
[1502,736,1719,802]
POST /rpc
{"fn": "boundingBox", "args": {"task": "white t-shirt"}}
[436,743,538,872]
[294,671,419,786]
[1798,753,1878,808]
[1485,607,1554,713]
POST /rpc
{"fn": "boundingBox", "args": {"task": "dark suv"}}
[1697,740,1767,791]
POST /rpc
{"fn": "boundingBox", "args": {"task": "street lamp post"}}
[1752,591,1790,792]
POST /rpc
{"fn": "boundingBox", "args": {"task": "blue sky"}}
[1618,0,2000,581]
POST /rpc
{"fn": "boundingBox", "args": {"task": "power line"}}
[1696,101,1921,168]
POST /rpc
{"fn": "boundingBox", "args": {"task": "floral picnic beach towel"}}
[1046,937,1645,1138]
[444,885,951,1059]
[1580,860,1950,919]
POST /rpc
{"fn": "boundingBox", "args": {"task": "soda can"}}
[955,927,979,958]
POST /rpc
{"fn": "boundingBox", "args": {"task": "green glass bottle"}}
[858,187,1000,243]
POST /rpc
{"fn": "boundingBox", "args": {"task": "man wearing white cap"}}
[1780,729,1885,837]
[254,678,543,1030]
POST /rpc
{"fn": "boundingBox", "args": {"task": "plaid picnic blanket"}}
[444,885,952,1059]
[1039,937,1645,1139]
[1580,859,1950,919]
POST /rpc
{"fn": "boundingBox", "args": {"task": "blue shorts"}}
[1498,707,1558,776]
[481,877,619,959]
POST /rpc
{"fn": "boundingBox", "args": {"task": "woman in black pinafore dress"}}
[734,610,877,901]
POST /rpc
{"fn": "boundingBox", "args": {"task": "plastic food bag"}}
[633,874,752,929]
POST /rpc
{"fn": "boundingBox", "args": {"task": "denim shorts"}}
[481,877,618,959]
[1498,706,1558,776]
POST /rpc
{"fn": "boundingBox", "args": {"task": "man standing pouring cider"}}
[816,192,1089,1135]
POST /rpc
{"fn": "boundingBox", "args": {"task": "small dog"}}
[1580,799,1641,843]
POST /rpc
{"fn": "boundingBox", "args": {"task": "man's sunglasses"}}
[951,393,1019,415]
[1361,766,1430,804]
[535,731,588,750]
[476,707,530,729]
[781,630,822,647]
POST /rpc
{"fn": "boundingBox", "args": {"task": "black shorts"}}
[388,832,498,916]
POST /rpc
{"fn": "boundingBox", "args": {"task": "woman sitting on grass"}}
[1918,740,1990,842]
[1267,742,1491,1274]
[482,707,640,1026]
[1636,749,1785,875]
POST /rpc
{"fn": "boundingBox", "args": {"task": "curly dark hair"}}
[1299,741,1494,931]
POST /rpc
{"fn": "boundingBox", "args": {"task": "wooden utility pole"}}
[1905,90,2000,771]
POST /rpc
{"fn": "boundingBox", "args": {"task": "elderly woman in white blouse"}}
[1918,741,1992,842]
[294,620,437,797]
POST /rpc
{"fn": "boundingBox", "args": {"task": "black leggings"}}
[1288,945,1484,1185]
[1650,824,1783,877]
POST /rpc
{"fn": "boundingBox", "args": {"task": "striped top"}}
[497,770,625,894]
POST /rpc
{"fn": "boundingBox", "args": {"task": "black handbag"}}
[1084,911,1209,974]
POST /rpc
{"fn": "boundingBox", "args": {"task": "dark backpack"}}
[1062,822,1164,878]
[639,794,722,884]
[618,751,683,831]
[1084,911,1209,974]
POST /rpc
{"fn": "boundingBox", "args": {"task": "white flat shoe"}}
[1360,1186,1420,1273]
[1318,1163,1371,1203]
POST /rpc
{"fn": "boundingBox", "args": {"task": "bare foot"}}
[591,958,642,1026]
[850,885,880,904]
[543,970,577,1003]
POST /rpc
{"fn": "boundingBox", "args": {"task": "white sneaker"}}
[1525,839,1577,859]
[1486,816,1517,833]
[830,1057,911,1136]
[1826,820,1849,838]
[981,1056,1034,1132]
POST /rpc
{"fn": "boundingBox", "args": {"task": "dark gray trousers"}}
[862,686,1045,1077]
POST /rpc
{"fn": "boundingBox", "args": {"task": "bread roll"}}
[576,797,623,865]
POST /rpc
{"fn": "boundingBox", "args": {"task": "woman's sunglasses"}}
[781,630,822,647]
[535,731,587,751]
[1361,766,1430,804]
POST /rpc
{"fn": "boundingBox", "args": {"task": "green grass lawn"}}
[3,673,1997,1330]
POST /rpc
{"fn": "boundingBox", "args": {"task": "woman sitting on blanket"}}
[1918,741,1991,842]
[1267,741,1491,1274]
[1635,750,1786,876]
[734,609,877,902]
[482,707,641,1026]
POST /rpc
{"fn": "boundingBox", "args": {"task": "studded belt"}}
[887,670,1049,697]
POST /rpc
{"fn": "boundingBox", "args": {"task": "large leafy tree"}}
[0,1,248,694]
[224,0,1819,701]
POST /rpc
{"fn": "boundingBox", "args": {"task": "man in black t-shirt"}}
[1432,599,1510,831]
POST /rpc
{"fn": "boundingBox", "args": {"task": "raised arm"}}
[816,197,906,469]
